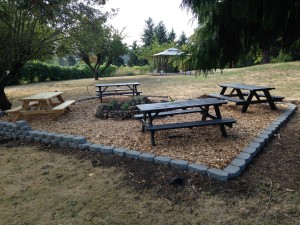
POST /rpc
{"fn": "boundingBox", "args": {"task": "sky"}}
[102,0,198,46]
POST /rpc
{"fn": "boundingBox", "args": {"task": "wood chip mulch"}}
[4,96,287,169]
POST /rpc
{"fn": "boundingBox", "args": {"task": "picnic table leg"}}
[242,91,255,113]
[150,131,156,146]
[201,106,209,120]
[263,90,277,110]
[235,89,245,100]
[214,105,227,137]
[220,87,227,95]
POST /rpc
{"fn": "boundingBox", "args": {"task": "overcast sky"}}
[102,0,198,46]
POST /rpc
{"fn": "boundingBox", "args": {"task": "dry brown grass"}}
[1,61,300,224]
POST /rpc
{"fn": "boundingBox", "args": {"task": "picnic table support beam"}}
[263,90,277,110]
[214,105,227,137]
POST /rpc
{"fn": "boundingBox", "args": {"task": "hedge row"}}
[18,62,118,83]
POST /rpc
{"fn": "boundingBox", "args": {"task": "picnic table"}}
[6,92,76,120]
[95,82,141,102]
[208,83,284,113]
[136,98,236,146]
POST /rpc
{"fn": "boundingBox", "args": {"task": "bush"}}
[17,62,150,84]
[271,50,293,63]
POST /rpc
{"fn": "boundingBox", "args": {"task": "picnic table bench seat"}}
[96,90,142,96]
[52,100,76,112]
[6,101,39,114]
[255,94,284,101]
[208,94,246,104]
[145,118,236,132]
[134,108,203,119]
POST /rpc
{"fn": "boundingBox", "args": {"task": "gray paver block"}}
[170,159,189,170]
[207,168,229,181]
[139,153,156,162]
[261,130,273,138]
[59,141,68,147]
[37,131,48,138]
[265,125,278,135]
[25,136,34,142]
[53,134,65,141]
[50,140,59,145]
[257,133,269,140]
[223,165,241,179]
[20,126,31,131]
[89,144,103,152]
[73,136,87,144]
[69,143,78,149]
[15,120,28,127]
[113,147,127,157]
[236,152,252,163]
[248,141,261,151]
[100,145,114,154]
[188,163,208,175]
[252,137,266,147]
[45,132,56,140]
[28,130,40,137]
[63,135,74,142]
[41,139,50,144]
[34,137,42,142]
[154,156,172,165]
[78,143,91,150]
[125,150,140,159]
[230,158,247,171]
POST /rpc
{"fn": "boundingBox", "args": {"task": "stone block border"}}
[0,103,297,181]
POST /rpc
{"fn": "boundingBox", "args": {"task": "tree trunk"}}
[261,49,270,64]
[0,85,12,111]
[94,69,99,80]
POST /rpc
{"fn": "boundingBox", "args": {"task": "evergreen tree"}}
[141,17,155,47]
[177,32,188,46]
[154,21,168,45]
[168,28,176,43]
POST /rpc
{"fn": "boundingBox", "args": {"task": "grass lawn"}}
[0,61,299,224]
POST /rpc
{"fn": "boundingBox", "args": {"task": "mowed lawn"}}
[5,61,300,107]
[0,61,300,225]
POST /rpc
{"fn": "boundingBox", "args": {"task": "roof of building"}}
[153,48,184,56]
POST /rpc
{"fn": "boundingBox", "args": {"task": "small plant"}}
[168,96,175,102]
[107,99,119,109]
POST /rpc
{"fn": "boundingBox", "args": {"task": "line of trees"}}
[181,0,300,72]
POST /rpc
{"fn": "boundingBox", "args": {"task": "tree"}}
[127,41,148,66]
[177,32,188,46]
[154,21,168,45]
[65,10,127,80]
[181,0,300,71]
[0,0,106,110]
[141,17,155,47]
[168,28,176,43]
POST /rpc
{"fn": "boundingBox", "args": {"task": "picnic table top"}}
[136,98,227,112]
[95,82,140,87]
[20,92,64,101]
[219,83,275,91]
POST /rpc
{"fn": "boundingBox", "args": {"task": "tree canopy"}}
[0,0,122,110]
[181,0,300,72]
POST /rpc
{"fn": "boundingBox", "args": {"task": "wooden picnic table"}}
[6,92,76,120]
[95,82,141,102]
[208,83,284,113]
[136,98,236,146]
